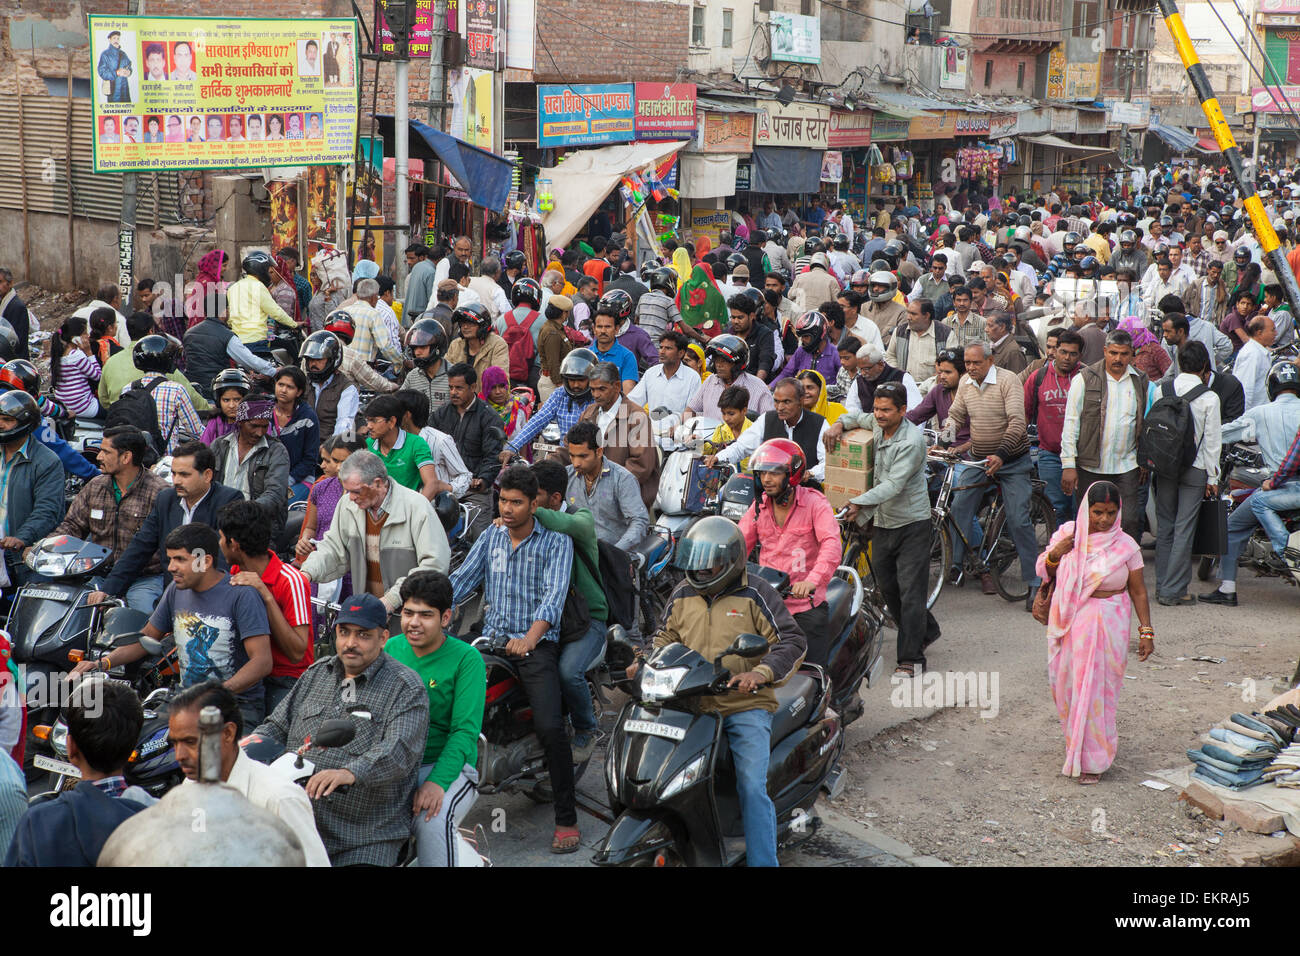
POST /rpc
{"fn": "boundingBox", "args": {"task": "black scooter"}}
[594,631,843,867]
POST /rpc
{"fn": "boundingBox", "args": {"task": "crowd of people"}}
[3,156,1300,866]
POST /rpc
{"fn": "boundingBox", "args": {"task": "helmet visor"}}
[673,535,735,574]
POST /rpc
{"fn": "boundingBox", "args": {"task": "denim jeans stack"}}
[1186,713,1285,791]
[1261,744,1300,788]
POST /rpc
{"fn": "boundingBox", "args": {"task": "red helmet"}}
[323,311,356,343]
[750,438,807,503]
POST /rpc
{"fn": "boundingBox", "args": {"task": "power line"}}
[1202,0,1300,136]
[818,0,1147,40]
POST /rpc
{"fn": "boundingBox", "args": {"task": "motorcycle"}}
[532,421,565,462]
[593,630,844,867]
[1196,442,1300,583]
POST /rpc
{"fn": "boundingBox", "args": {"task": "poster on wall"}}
[769,12,820,64]
[306,166,337,244]
[939,48,969,91]
[268,178,301,256]
[90,16,360,172]
[820,150,843,183]
[456,68,495,149]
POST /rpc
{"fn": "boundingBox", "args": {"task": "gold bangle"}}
[1045,552,1060,567]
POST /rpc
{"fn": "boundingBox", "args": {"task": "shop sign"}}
[537,83,634,147]
[989,113,1017,137]
[754,99,830,149]
[634,82,697,136]
[870,114,910,142]
[695,111,754,153]
[908,110,956,140]
[828,109,871,148]
[954,113,990,136]
[1046,46,1067,100]
[735,162,751,190]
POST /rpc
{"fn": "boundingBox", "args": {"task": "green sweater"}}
[384,633,485,789]
[535,506,607,623]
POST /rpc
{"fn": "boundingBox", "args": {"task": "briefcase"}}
[1192,496,1230,556]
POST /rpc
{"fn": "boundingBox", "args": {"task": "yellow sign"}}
[1046,46,1067,100]
[460,68,494,150]
[688,208,732,245]
[1065,60,1100,101]
[90,16,360,173]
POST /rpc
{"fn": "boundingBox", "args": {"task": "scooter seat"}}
[631,533,668,567]
[825,576,854,640]
[770,674,817,743]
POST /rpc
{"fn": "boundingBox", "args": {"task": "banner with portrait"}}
[90,16,360,173]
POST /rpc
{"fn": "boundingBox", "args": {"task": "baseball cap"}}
[335,593,389,630]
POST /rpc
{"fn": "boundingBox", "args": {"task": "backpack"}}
[1138,382,1209,480]
[579,538,638,631]
[106,376,167,459]
[502,308,538,384]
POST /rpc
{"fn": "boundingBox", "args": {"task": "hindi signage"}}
[828,110,871,148]
[695,111,754,153]
[754,99,830,149]
[634,83,697,136]
[537,83,634,147]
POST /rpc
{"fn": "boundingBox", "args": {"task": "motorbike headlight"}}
[50,720,69,758]
[660,753,707,799]
[640,665,689,702]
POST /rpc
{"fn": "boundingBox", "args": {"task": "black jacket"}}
[605,275,648,308]
[429,396,506,486]
[739,323,776,378]
[103,482,244,595]
[1210,370,1246,423]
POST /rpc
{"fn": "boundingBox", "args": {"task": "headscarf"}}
[479,364,509,403]
[188,250,227,329]
[236,398,275,423]
[734,221,750,251]
[1117,314,1158,350]
[686,342,710,380]
[696,235,712,259]
[676,263,727,334]
[480,365,528,439]
[798,369,846,424]
[273,254,301,323]
[196,249,225,283]
[1044,481,1140,644]
[672,247,693,288]
[352,258,380,284]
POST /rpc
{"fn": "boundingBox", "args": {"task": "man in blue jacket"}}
[0,391,66,589]
[88,440,243,606]
[5,680,155,866]
[0,359,98,481]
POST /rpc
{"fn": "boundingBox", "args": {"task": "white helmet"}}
[949,210,964,224]
[867,271,898,304]
[1014,225,1032,242]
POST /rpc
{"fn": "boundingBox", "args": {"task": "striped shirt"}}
[231,552,313,678]
[54,351,102,416]
[450,520,573,644]
[944,365,1029,461]
[137,373,204,453]
[347,301,404,366]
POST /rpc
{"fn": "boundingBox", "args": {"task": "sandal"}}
[551,827,581,854]
[894,665,916,678]
[1078,772,1101,785]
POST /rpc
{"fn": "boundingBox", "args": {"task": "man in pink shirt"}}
[737,438,842,668]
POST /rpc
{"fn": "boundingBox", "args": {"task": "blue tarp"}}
[1148,121,1198,153]
[374,115,514,211]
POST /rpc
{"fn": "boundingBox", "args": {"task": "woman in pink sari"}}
[1036,481,1155,784]
[186,249,227,329]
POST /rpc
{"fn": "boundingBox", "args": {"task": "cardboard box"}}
[822,464,870,511]
[828,428,874,473]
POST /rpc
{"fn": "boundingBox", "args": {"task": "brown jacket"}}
[991,333,1027,374]
[558,396,660,510]
[1071,360,1147,472]
[446,332,510,381]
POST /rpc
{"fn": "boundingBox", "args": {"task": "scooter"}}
[594,631,844,867]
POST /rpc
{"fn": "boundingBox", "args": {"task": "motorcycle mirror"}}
[138,635,165,657]
[725,632,770,660]
[649,406,673,421]
[605,625,637,671]
[313,719,357,749]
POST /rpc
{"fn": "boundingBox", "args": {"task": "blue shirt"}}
[593,341,640,385]
[450,521,573,643]
[507,387,592,453]
[1221,393,1300,470]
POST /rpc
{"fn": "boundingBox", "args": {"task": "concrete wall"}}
[971,52,1036,96]
[0,210,119,293]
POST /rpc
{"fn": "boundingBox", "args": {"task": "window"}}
[722,9,733,48]
[801,0,815,15]
[985,60,993,88]
[1072,0,1099,38]
[1017,61,1025,89]
[691,5,705,46]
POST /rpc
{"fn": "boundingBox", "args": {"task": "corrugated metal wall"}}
[0,95,181,225]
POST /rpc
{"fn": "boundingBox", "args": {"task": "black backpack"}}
[573,537,638,631]
[105,376,167,458]
[1138,382,1209,480]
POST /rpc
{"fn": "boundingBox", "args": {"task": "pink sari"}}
[1035,495,1142,777]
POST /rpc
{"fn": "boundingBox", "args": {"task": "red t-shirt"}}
[231,552,314,678]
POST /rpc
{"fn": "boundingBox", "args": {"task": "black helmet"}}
[705,334,750,375]
[510,277,542,309]
[1267,360,1300,401]
[452,302,493,339]
[794,311,828,351]
[1062,231,1082,253]
[211,368,251,400]
[0,359,41,396]
[832,234,849,250]
[0,389,41,445]
[739,286,766,314]
[405,318,449,369]
[726,252,748,268]
[639,261,658,283]
[300,330,343,382]
[433,490,461,534]
[132,334,178,374]
[503,250,527,274]
[673,515,747,598]
[597,288,634,323]
[649,268,678,297]
[559,347,598,400]
[1079,255,1100,277]
[1233,246,1252,263]
[241,250,273,284]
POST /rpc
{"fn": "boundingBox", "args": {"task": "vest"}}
[891,322,951,378]
[760,409,825,473]
[306,372,350,439]
[855,365,905,412]
[1074,361,1147,472]
[183,319,235,400]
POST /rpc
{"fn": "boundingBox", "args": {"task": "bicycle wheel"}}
[926,518,952,610]
[990,492,1058,603]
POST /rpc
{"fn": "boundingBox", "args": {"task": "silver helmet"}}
[867,270,898,304]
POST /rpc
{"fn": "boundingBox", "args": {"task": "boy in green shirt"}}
[384,569,485,867]
[531,459,607,762]
[364,394,438,498]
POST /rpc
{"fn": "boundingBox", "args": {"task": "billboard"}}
[450,67,495,150]
[1251,85,1300,112]
[537,83,634,147]
[465,0,505,70]
[1046,46,1067,99]
[634,83,697,137]
[377,0,459,57]
[90,16,360,173]
[769,12,820,64]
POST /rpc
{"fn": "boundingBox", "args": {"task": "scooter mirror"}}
[138,635,165,657]
[606,626,637,671]
[313,718,357,749]
[725,632,769,660]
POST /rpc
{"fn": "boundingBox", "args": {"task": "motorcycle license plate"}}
[623,719,686,742]
[20,588,68,601]
[33,755,82,779]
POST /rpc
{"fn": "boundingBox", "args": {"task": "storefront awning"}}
[1194,137,1220,154]
[1019,133,1115,154]
[374,115,513,211]
[750,146,823,195]
[697,96,761,114]
[679,153,739,199]
[539,140,686,251]
[1148,121,1198,152]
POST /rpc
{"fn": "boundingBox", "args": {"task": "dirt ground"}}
[828,542,1300,866]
